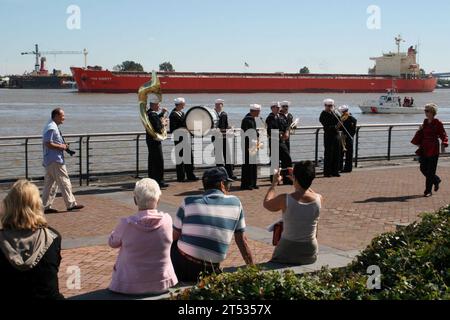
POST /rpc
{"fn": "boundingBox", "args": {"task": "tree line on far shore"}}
[113,60,311,74]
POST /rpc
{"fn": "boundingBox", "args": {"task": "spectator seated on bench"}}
[171,167,254,282]
[108,178,178,295]
[0,180,64,300]
[263,162,322,265]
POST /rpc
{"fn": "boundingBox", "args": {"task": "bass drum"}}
[185,106,218,137]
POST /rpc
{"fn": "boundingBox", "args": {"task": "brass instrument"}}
[249,117,265,156]
[289,118,299,135]
[138,70,167,141]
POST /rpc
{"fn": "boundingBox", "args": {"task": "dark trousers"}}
[241,143,257,188]
[175,139,195,181]
[146,137,164,183]
[215,137,234,178]
[269,141,293,184]
[324,134,341,176]
[340,137,354,172]
[170,242,221,282]
[420,156,440,193]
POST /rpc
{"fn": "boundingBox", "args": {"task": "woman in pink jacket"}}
[108,178,178,295]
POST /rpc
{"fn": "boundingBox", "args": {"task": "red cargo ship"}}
[71,39,437,93]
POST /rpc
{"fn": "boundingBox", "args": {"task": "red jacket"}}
[421,119,448,157]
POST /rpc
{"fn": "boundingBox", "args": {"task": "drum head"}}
[185,106,218,137]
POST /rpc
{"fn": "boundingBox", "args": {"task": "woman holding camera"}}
[263,161,322,265]
[412,103,448,197]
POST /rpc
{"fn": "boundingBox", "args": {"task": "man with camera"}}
[42,108,84,214]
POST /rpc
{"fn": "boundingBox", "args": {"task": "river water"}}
[1,89,450,137]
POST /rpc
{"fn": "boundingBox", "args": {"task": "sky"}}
[1,0,449,76]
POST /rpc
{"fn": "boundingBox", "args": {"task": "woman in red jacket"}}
[414,103,448,197]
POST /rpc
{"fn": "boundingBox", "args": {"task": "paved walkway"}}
[2,159,450,299]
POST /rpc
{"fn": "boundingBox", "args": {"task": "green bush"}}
[174,205,450,300]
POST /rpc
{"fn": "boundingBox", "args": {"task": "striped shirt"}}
[173,189,246,263]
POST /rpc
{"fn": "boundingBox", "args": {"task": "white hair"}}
[134,178,161,209]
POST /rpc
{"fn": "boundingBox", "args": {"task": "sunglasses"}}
[425,110,431,113]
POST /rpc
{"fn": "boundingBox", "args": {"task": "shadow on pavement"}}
[354,195,423,203]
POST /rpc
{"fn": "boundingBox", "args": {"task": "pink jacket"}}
[108,210,178,295]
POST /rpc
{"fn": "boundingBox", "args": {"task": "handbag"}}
[272,222,283,246]
[411,129,424,157]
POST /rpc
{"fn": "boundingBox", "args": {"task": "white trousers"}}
[42,162,77,209]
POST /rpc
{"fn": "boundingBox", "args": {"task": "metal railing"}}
[0,122,448,185]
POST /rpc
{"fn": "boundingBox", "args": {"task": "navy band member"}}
[279,101,295,152]
[146,97,169,188]
[266,101,293,185]
[338,105,357,173]
[319,99,341,177]
[169,97,199,182]
[214,99,236,180]
[240,104,261,190]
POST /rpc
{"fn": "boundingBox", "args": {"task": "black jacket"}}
[319,111,340,137]
[146,109,166,136]
[341,114,357,137]
[217,111,230,132]
[0,227,64,300]
[169,109,186,133]
[266,113,288,138]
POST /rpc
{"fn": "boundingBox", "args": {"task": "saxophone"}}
[138,70,167,141]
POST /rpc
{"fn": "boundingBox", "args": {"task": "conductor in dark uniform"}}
[214,99,237,180]
[338,105,357,173]
[146,96,169,188]
[240,104,261,190]
[266,102,293,185]
[279,101,295,152]
[169,97,199,182]
[319,99,341,177]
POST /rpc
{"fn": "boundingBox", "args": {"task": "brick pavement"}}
[2,161,449,298]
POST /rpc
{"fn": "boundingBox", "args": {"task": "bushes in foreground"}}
[174,205,450,300]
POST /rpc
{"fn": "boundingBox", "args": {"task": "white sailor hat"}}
[250,104,261,111]
[174,97,186,105]
[281,101,291,107]
[270,101,281,108]
[215,99,225,104]
[148,95,160,104]
[323,98,335,106]
[338,105,349,113]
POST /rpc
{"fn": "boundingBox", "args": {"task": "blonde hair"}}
[1,180,48,231]
[424,103,438,116]
[134,178,161,210]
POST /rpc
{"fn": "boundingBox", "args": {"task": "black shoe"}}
[231,176,238,180]
[332,173,341,177]
[252,186,260,190]
[44,208,59,214]
[68,204,84,212]
[342,169,352,173]
[177,179,186,183]
[186,176,199,182]
[424,191,432,198]
[240,186,253,191]
[434,178,441,192]
[159,182,169,188]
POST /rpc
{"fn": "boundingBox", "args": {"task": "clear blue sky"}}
[1,0,449,75]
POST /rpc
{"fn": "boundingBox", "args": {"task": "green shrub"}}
[173,205,450,300]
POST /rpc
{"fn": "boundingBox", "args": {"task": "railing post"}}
[25,138,29,180]
[79,136,83,186]
[314,128,321,166]
[135,134,140,178]
[387,126,394,161]
[86,136,90,186]
[355,127,361,168]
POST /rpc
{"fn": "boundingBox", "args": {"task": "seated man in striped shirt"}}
[171,167,254,282]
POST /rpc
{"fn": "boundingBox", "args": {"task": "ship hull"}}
[8,75,75,89]
[71,67,437,94]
